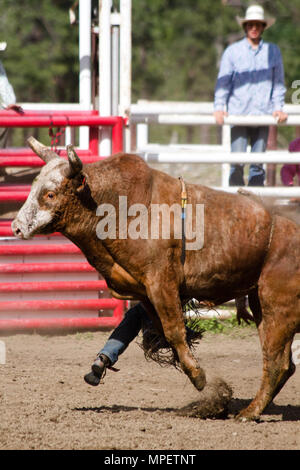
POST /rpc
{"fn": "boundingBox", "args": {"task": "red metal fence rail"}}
[0,110,125,331]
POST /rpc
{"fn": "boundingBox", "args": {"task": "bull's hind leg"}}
[146,280,206,391]
[240,217,300,420]
[237,304,296,421]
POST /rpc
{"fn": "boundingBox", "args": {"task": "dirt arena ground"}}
[0,327,299,451]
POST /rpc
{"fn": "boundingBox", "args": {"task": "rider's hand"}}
[273,110,288,123]
[213,110,228,125]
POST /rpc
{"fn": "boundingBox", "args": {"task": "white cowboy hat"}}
[236,5,275,29]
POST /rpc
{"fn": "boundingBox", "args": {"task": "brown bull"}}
[12,137,300,420]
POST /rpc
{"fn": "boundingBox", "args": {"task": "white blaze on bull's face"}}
[12,158,68,239]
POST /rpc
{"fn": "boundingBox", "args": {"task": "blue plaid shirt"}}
[214,37,286,115]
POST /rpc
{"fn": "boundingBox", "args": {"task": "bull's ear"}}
[66,145,83,177]
[75,171,89,194]
[27,136,59,163]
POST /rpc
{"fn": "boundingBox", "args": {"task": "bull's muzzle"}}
[11,219,29,239]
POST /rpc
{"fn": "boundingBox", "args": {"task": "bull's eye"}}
[46,191,56,200]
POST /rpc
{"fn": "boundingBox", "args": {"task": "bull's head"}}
[12,137,85,239]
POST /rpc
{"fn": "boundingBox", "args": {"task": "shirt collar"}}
[243,37,264,53]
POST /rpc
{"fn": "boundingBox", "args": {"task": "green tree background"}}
[1,0,300,147]
[1,0,78,103]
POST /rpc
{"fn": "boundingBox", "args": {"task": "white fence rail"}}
[132,114,300,126]
[130,100,300,198]
[141,150,300,164]
[131,101,300,116]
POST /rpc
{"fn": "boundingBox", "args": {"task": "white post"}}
[119,0,132,151]
[99,0,112,156]
[221,124,231,187]
[136,123,149,149]
[79,0,92,148]
[111,12,121,116]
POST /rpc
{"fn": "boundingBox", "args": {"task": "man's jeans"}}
[99,302,149,365]
[229,126,269,186]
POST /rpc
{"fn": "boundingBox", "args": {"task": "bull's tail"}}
[137,314,203,369]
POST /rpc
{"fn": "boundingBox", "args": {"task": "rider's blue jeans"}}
[229,126,269,186]
[99,302,149,365]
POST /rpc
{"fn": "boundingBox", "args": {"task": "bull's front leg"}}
[145,276,206,391]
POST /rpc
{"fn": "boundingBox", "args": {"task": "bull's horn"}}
[66,144,83,176]
[27,136,59,163]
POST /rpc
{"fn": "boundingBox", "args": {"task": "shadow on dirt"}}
[75,399,300,422]
[75,377,233,420]
[74,404,175,414]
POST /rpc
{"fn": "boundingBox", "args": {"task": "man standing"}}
[0,59,22,148]
[214,4,287,186]
[0,42,23,177]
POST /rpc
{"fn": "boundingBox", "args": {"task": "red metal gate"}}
[0,110,125,331]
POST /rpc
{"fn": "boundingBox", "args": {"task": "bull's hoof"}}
[191,369,206,391]
[235,409,261,422]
